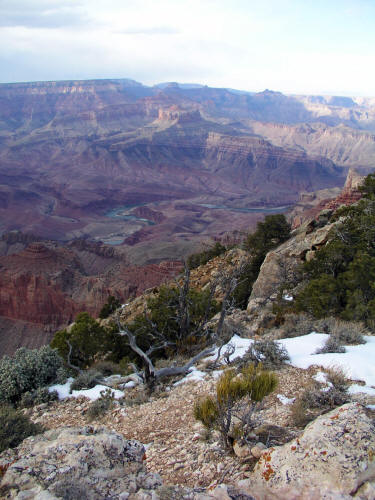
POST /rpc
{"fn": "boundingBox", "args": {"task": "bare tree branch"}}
[65,339,82,373]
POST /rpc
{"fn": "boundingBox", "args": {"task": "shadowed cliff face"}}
[0,238,183,356]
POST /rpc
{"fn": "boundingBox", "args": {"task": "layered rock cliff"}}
[0,239,182,356]
[0,79,349,246]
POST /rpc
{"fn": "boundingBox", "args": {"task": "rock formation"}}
[0,79,348,246]
[243,403,375,498]
[0,239,182,357]
[0,426,162,499]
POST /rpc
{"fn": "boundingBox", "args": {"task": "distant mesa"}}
[157,106,202,123]
[20,243,52,260]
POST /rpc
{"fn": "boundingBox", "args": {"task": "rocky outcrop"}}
[247,221,335,312]
[241,403,375,498]
[130,206,166,224]
[0,426,162,499]
[250,121,375,168]
[290,168,364,229]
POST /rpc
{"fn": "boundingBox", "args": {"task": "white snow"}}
[283,294,294,301]
[174,366,206,385]
[123,381,137,388]
[49,378,124,401]
[208,332,375,396]
[367,405,375,410]
[279,333,375,392]
[208,334,253,362]
[348,384,375,396]
[277,394,295,405]
[313,371,328,384]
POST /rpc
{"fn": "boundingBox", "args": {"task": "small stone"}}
[233,441,251,459]
[250,443,267,459]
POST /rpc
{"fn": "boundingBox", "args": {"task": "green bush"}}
[0,404,44,452]
[99,295,121,319]
[20,387,59,408]
[51,312,127,368]
[296,178,375,324]
[127,284,220,356]
[194,364,277,449]
[0,346,65,406]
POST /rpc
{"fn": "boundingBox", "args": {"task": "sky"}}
[1,0,374,96]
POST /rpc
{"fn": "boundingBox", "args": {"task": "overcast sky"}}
[1,0,374,96]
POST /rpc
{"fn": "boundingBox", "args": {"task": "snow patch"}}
[279,333,375,389]
[208,334,253,362]
[174,366,206,385]
[283,294,294,301]
[313,371,328,384]
[348,384,375,396]
[277,394,295,405]
[209,332,375,393]
[49,378,124,401]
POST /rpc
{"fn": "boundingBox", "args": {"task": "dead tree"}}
[115,259,245,391]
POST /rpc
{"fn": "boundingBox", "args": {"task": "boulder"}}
[247,222,335,311]
[243,403,375,497]
[0,426,161,499]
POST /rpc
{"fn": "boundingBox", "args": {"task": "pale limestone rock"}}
[233,441,251,460]
[248,222,335,311]
[250,442,267,459]
[0,426,161,499]
[246,403,375,496]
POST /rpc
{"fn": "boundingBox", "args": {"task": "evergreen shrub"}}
[0,404,43,452]
[194,364,277,449]
[20,387,59,408]
[0,346,66,406]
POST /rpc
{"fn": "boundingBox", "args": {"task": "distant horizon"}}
[0,76,374,99]
[1,1,374,98]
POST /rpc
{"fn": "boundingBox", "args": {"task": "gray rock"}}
[246,403,375,497]
[247,222,335,311]
[0,426,161,499]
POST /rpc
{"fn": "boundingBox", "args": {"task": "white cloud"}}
[0,0,374,95]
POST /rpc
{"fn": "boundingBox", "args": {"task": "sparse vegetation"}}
[194,364,277,450]
[240,339,290,369]
[0,404,44,452]
[315,335,346,354]
[279,312,316,338]
[86,388,115,421]
[187,241,227,270]
[291,366,350,428]
[70,370,102,391]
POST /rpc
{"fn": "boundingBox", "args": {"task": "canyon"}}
[0,78,374,353]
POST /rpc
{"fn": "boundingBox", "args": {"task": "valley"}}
[0,78,374,351]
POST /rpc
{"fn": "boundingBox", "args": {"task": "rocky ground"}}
[23,362,375,491]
